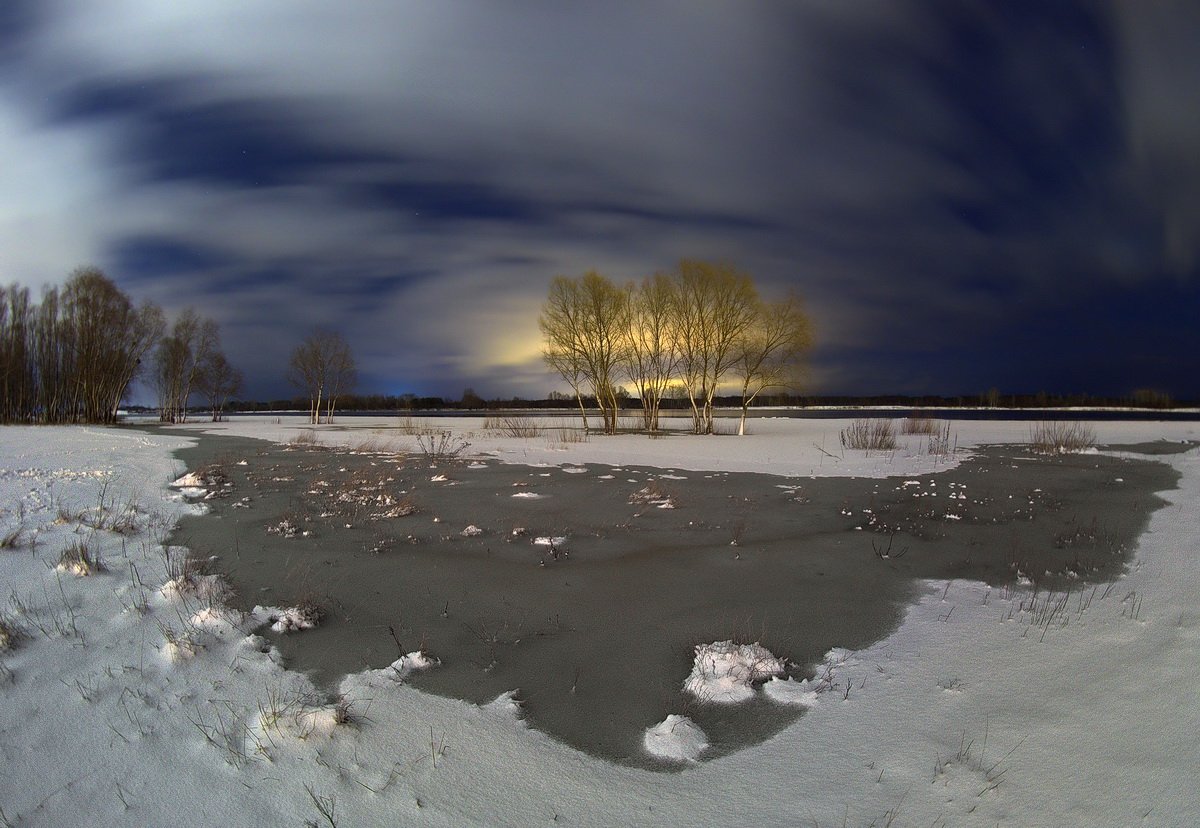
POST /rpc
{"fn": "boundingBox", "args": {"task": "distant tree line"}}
[0,267,242,425]
[540,260,813,435]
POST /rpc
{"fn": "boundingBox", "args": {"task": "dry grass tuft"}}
[840,418,898,451]
[58,541,103,575]
[900,415,940,435]
[1030,421,1096,455]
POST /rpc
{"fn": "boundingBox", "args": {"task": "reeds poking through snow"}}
[482,415,545,438]
[1029,421,1096,455]
[57,540,103,575]
[900,415,940,435]
[0,613,22,651]
[840,418,898,451]
[288,429,320,447]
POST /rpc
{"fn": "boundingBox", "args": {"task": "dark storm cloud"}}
[1,1,1197,400]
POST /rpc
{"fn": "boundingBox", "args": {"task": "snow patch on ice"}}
[366,651,439,683]
[684,640,786,703]
[484,690,525,722]
[643,714,708,762]
[763,676,819,707]
[251,604,323,633]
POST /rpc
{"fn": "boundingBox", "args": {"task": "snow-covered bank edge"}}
[1,421,1197,826]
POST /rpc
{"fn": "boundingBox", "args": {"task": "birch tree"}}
[287,329,356,424]
[154,309,218,423]
[539,272,628,434]
[622,272,678,433]
[672,260,759,434]
[194,350,244,422]
[732,293,812,435]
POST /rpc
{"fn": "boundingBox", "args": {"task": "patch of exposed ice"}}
[643,714,708,762]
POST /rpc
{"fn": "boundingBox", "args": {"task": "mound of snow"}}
[461,524,484,537]
[511,491,543,499]
[533,536,566,547]
[763,676,819,707]
[684,640,786,703]
[251,604,323,633]
[643,714,708,762]
[483,690,525,722]
[170,472,206,488]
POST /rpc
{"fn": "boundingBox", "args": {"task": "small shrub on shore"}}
[1030,421,1096,455]
[840,418,897,451]
[289,429,320,447]
[416,431,471,463]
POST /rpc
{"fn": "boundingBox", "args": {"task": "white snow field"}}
[1,416,1198,826]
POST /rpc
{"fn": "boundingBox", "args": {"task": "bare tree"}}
[194,350,244,422]
[540,278,592,432]
[60,267,163,423]
[672,260,759,434]
[539,272,628,434]
[733,293,812,435]
[154,309,218,423]
[287,329,356,424]
[622,272,678,433]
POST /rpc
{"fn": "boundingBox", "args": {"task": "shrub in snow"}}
[684,640,786,703]
[643,715,709,762]
[160,626,201,663]
[251,602,325,633]
[1029,421,1096,455]
[56,541,102,576]
[0,615,21,651]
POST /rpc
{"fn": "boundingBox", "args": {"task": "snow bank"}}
[643,715,709,762]
[3,420,1198,827]
[763,676,820,707]
[251,604,324,633]
[683,640,786,703]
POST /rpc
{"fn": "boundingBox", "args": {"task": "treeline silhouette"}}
[218,389,1188,414]
[1,268,161,424]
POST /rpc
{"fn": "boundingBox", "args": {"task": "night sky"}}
[2,2,1198,401]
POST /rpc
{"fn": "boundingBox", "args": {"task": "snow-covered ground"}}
[0,416,1197,826]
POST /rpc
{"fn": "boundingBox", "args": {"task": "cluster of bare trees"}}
[151,308,243,423]
[287,329,357,424]
[540,260,812,435]
[0,267,243,425]
[0,268,163,423]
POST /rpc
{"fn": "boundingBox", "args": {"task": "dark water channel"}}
[162,432,1177,768]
